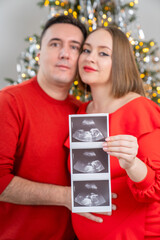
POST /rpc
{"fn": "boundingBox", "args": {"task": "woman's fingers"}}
[103,135,138,159]
[103,146,137,155]
[105,135,137,142]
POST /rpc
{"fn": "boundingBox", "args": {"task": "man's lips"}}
[83,66,97,72]
[56,64,70,70]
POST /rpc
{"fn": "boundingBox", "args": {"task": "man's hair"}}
[83,26,145,98]
[40,14,87,46]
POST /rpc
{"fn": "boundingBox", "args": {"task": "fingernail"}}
[98,218,103,223]
[105,137,110,141]
[112,193,117,198]
[103,142,107,147]
[112,205,117,210]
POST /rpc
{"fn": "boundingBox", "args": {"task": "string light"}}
[74,80,78,86]
[134,0,138,4]
[126,32,131,38]
[150,41,155,47]
[129,2,134,7]
[55,1,60,5]
[81,17,85,22]
[104,22,108,27]
[64,10,68,15]
[140,73,145,78]
[139,42,143,46]
[88,19,92,25]
[44,0,49,7]
[73,11,77,18]
[35,56,39,62]
[76,96,80,100]
[29,37,33,42]
[142,48,149,53]
[108,17,112,22]
[152,93,157,97]
[36,44,40,49]
[21,73,26,78]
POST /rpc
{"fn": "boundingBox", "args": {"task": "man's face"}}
[38,23,84,88]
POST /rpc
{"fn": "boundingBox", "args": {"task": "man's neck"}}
[37,76,70,101]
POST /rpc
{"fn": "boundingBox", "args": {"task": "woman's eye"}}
[99,52,109,56]
[82,49,90,53]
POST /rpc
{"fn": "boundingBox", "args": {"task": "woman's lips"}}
[83,66,97,72]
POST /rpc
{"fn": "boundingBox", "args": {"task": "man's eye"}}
[51,42,59,47]
[71,45,80,51]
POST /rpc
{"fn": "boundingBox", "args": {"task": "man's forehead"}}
[43,23,84,42]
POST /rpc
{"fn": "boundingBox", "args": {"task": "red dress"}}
[69,97,160,240]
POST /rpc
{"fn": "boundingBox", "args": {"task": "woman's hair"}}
[80,26,145,98]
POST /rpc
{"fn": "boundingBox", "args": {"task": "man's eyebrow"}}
[49,38,81,46]
[70,40,81,46]
[49,38,61,42]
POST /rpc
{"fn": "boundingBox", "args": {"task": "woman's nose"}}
[86,51,96,63]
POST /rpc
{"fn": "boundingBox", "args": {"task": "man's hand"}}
[64,187,117,223]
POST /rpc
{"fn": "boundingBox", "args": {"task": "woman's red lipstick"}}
[83,66,97,72]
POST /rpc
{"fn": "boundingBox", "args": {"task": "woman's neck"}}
[87,85,115,114]
[87,85,141,114]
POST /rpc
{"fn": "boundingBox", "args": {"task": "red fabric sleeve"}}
[0,91,20,193]
[128,128,160,202]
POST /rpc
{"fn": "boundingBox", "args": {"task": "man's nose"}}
[59,47,69,59]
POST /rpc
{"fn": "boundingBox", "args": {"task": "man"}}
[0,15,87,240]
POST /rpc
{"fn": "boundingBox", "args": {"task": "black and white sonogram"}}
[73,180,110,207]
[72,148,109,174]
[71,116,108,142]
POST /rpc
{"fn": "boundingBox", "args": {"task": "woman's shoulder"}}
[111,95,160,137]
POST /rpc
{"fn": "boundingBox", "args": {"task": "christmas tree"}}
[5,0,160,104]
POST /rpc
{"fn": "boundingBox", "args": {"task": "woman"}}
[71,27,160,239]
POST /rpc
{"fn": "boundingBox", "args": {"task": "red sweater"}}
[0,77,81,240]
[69,97,160,240]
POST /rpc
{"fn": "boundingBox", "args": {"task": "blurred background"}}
[0,0,160,102]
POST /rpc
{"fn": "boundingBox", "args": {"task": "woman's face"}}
[78,29,112,87]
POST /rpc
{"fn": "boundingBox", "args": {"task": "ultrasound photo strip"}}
[69,114,112,213]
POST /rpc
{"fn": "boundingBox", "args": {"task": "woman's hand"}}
[103,135,138,170]
[103,135,148,182]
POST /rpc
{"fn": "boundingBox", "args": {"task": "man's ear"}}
[37,52,40,65]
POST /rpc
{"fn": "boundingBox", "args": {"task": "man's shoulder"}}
[0,77,36,97]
